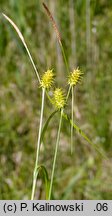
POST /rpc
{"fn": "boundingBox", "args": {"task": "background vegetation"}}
[0,0,112,199]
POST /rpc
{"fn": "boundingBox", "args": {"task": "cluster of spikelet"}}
[53,88,65,109]
[40,69,54,89]
[68,68,83,86]
[40,68,83,109]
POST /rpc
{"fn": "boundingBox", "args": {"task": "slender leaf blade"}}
[40,110,58,143]
[35,165,50,200]
[62,112,107,160]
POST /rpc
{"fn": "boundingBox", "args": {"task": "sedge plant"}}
[2,3,107,200]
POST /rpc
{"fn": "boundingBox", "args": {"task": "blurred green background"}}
[0,0,112,199]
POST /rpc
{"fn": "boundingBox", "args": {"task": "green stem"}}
[59,40,75,154]
[48,109,63,200]
[31,88,45,200]
[59,41,69,74]
[66,85,71,102]
[71,86,74,154]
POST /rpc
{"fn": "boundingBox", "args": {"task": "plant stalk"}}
[59,41,69,74]
[66,85,71,102]
[71,86,74,154]
[31,88,45,200]
[48,109,63,200]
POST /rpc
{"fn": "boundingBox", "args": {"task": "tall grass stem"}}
[59,41,69,74]
[48,109,63,200]
[31,88,45,200]
[71,86,74,154]
[66,85,71,102]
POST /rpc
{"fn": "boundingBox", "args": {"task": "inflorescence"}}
[53,88,65,109]
[40,69,54,89]
[68,68,83,87]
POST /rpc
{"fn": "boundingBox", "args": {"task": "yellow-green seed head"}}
[40,69,54,88]
[68,68,83,86]
[53,88,65,109]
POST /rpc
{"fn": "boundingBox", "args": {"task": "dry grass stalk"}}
[43,2,61,43]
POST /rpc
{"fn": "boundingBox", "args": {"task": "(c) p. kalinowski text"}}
[32,202,84,212]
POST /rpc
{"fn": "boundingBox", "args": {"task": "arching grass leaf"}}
[35,165,50,200]
[62,112,107,160]
[40,110,58,143]
[2,13,40,83]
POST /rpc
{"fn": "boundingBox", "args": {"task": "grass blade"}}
[34,165,50,200]
[61,164,86,199]
[48,109,63,200]
[62,112,108,160]
[2,13,40,83]
[40,110,58,143]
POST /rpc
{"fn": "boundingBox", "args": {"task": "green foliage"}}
[33,165,50,200]
[41,110,58,144]
[0,0,112,199]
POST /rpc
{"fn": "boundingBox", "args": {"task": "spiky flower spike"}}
[40,69,54,89]
[53,88,65,109]
[68,68,83,86]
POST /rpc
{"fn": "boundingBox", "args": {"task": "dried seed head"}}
[40,69,54,89]
[53,88,65,109]
[68,68,83,86]
[43,3,61,43]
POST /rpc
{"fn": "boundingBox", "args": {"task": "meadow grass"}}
[0,1,111,200]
